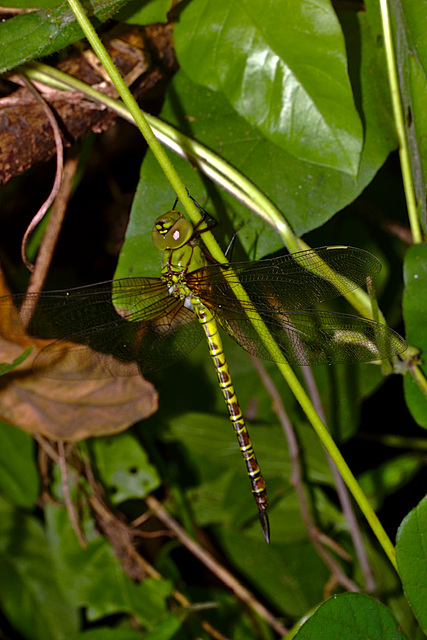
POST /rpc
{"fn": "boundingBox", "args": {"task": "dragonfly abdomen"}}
[192,296,270,542]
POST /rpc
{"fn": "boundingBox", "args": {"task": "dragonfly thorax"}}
[155,219,207,317]
[162,261,198,313]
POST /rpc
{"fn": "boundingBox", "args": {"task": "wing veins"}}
[189,246,381,311]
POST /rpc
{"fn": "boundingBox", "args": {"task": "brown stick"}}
[251,357,361,594]
[145,495,288,637]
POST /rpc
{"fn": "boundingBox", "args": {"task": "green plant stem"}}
[410,362,427,400]
[53,7,398,568]
[277,359,397,570]
[379,0,423,244]
[65,0,201,228]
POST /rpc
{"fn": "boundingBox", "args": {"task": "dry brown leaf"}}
[0,276,158,441]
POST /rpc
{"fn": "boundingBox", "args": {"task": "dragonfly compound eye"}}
[152,210,193,251]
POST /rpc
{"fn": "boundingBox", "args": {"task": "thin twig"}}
[251,358,360,593]
[17,75,64,273]
[198,621,230,640]
[20,151,79,329]
[26,151,79,293]
[145,495,288,637]
[80,455,230,640]
[36,437,230,638]
[302,367,376,592]
[35,433,61,503]
[21,152,78,327]
[0,6,36,13]
[33,433,61,463]
[35,436,87,546]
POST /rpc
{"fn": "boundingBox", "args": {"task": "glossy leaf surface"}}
[174,0,363,174]
[294,592,409,639]
[396,495,427,633]
[0,0,130,74]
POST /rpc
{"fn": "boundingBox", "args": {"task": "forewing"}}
[186,245,407,363]
[188,246,381,312]
[0,277,174,339]
[0,278,203,379]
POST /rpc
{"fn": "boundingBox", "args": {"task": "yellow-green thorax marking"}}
[152,210,269,542]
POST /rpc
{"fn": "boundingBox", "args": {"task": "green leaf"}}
[358,454,423,511]
[0,0,62,6]
[71,623,185,640]
[363,0,427,234]
[174,0,363,175]
[117,0,171,24]
[357,542,423,640]
[165,410,332,486]
[396,495,427,633]
[312,361,385,442]
[158,406,333,539]
[45,503,173,625]
[0,346,33,376]
[403,245,427,427]
[219,531,329,619]
[0,0,131,74]
[0,421,39,508]
[91,432,161,504]
[294,592,409,639]
[0,496,79,640]
[137,616,185,640]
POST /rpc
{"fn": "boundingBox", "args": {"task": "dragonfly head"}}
[152,210,193,251]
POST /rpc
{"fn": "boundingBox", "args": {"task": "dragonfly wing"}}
[0,277,172,339]
[33,300,203,379]
[188,246,382,311]
[215,307,407,365]
[0,278,203,379]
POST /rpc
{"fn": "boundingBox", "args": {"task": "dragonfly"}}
[0,204,407,542]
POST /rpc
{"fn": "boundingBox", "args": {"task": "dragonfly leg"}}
[187,195,219,237]
[189,196,242,262]
[195,301,270,543]
[223,224,244,260]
